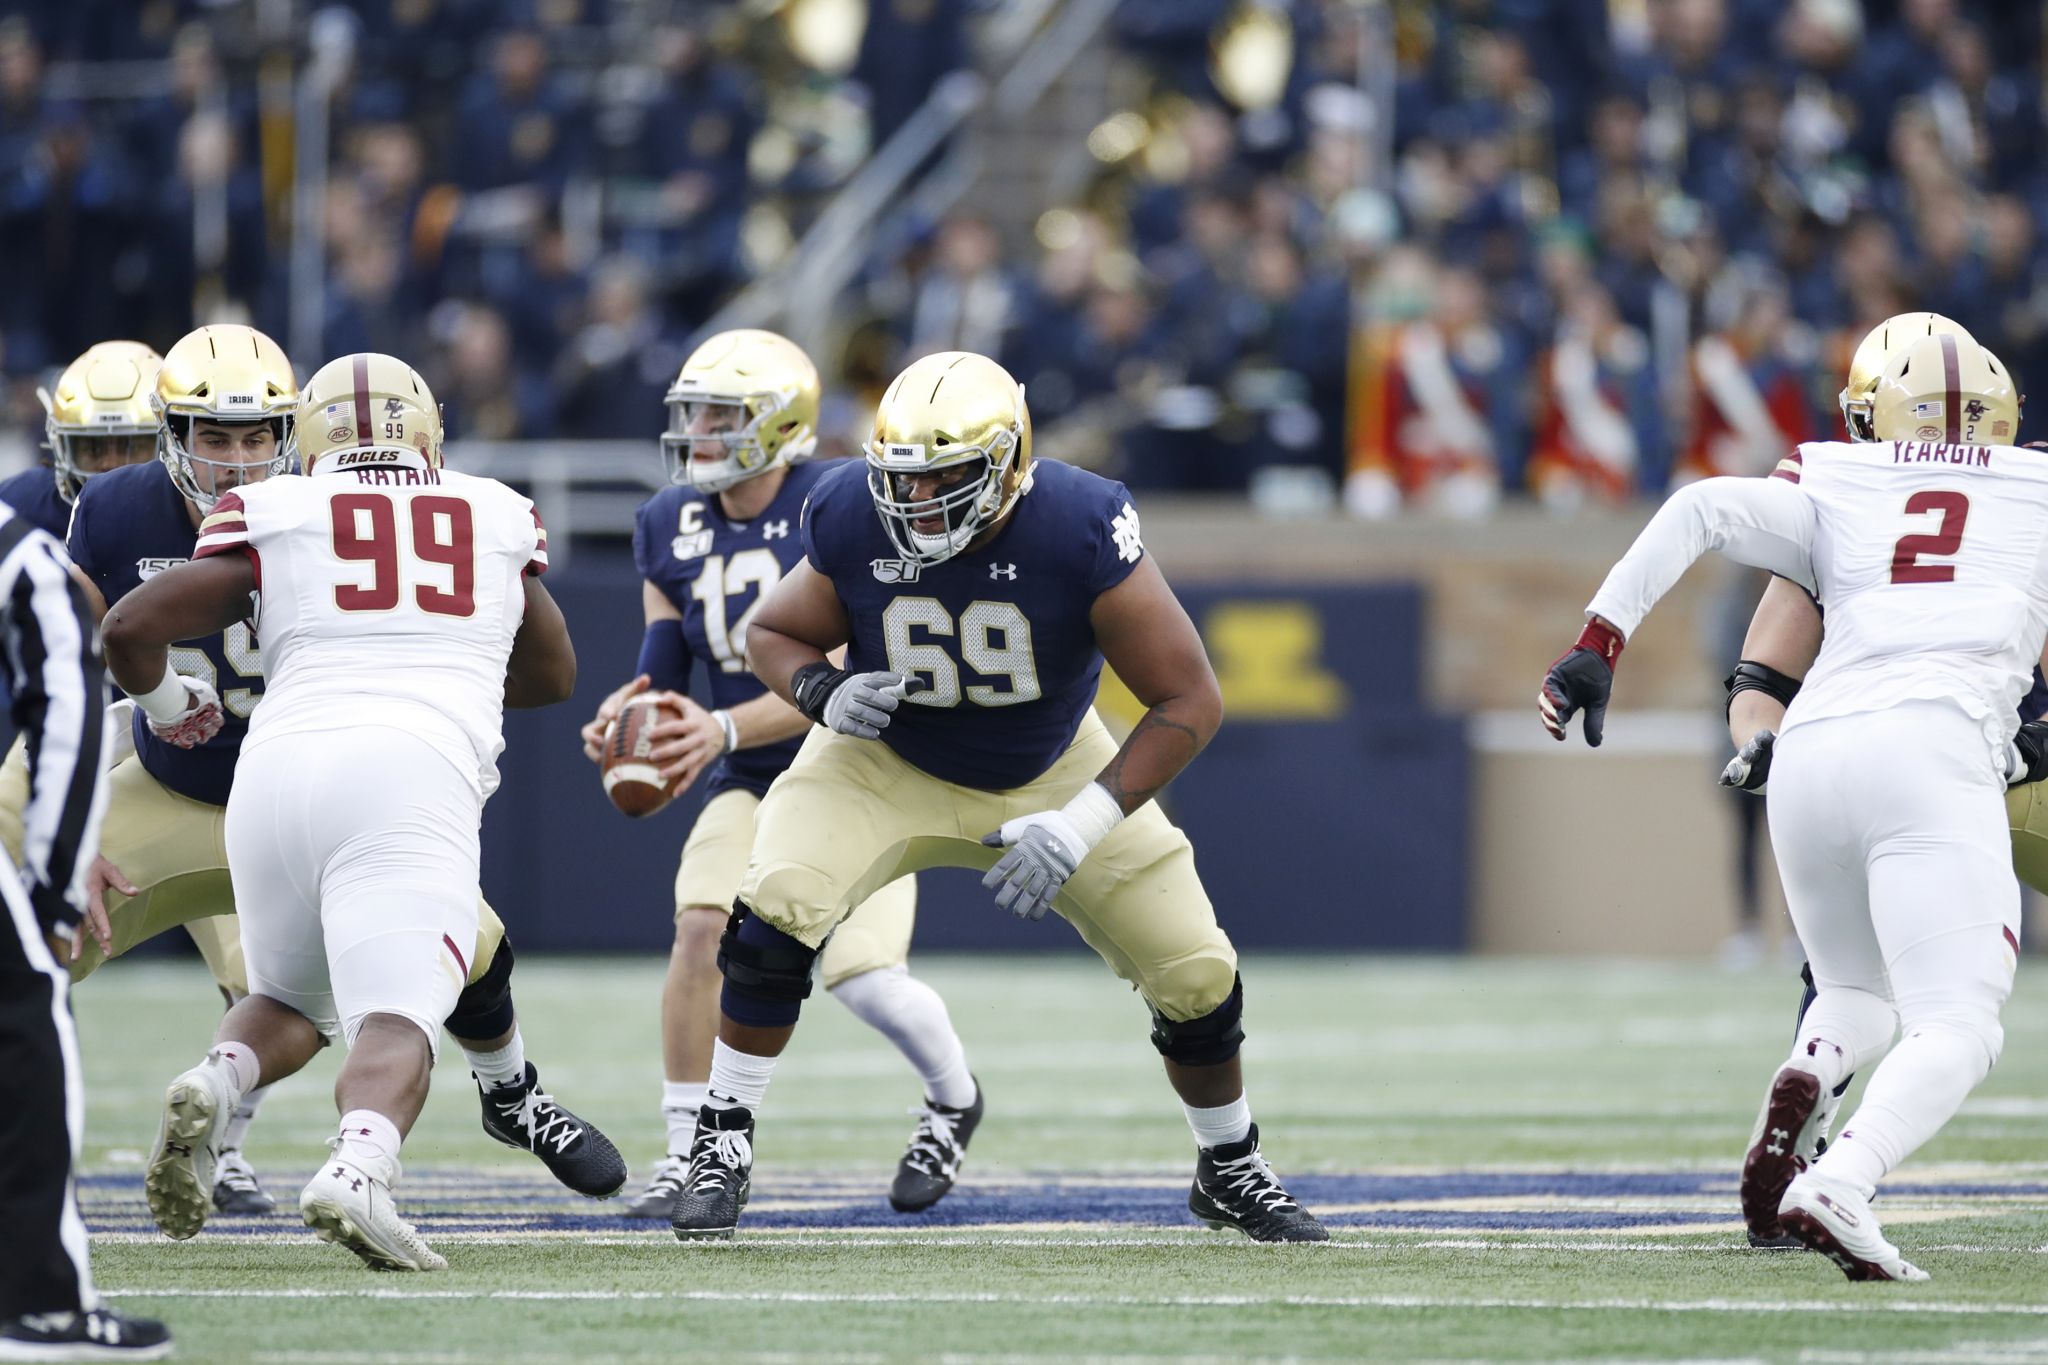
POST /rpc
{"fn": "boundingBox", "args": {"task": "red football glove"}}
[1539,619,1624,746]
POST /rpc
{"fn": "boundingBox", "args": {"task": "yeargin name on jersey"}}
[1892,441,1993,467]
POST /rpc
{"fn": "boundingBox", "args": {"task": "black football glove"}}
[1539,620,1624,746]
[2009,720,2048,788]
[1719,729,1776,793]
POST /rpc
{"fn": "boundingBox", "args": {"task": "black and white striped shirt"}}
[0,504,107,937]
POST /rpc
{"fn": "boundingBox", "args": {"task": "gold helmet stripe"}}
[352,353,374,449]
[1940,333,1960,445]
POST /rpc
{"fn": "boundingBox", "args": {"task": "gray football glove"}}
[791,663,915,741]
[1719,729,1776,794]
[979,811,1086,921]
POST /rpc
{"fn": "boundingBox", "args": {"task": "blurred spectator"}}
[552,256,687,439]
[853,0,970,148]
[1345,255,1521,519]
[1678,280,1817,482]
[449,26,584,194]
[904,213,1016,360]
[1527,281,1665,509]
[432,303,553,441]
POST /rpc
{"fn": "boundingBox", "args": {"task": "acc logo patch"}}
[1916,425,1943,441]
[327,426,353,442]
[871,558,921,584]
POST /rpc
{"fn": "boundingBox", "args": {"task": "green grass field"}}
[69,954,2048,1364]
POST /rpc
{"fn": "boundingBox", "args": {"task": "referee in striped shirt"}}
[0,505,172,1360]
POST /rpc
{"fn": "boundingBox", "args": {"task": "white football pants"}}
[1767,700,2020,1190]
[226,727,482,1053]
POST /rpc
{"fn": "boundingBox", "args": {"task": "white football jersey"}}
[194,463,548,798]
[1587,439,2048,754]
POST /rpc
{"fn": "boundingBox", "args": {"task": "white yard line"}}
[100,1287,2048,1315]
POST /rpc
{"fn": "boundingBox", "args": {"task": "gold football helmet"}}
[297,352,443,473]
[865,351,1032,566]
[1840,312,1975,441]
[662,328,820,493]
[154,325,298,509]
[1870,333,2020,445]
[38,340,162,503]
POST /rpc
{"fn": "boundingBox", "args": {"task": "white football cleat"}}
[1780,1169,1929,1282]
[144,1060,235,1240]
[300,1147,446,1272]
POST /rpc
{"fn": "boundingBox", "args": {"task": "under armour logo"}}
[989,563,1018,580]
[762,519,790,540]
[1765,1127,1789,1156]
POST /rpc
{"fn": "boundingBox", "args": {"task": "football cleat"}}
[670,1105,754,1241]
[300,1145,446,1272]
[621,1152,690,1220]
[1188,1124,1328,1243]
[1780,1169,1929,1282]
[0,1308,173,1360]
[211,1149,277,1215]
[1740,1059,1827,1243]
[890,1081,984,1213]
[477,1063,626,1199]
[144,1060,235,1240]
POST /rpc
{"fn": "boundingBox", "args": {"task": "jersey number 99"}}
[330,493,477,617]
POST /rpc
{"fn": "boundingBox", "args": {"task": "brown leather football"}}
[601,695,681,818]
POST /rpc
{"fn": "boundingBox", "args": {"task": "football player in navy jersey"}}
[0,341,162,540]
[0,326,623,1232]
[578,330,979,1218]
[667,351,1326,1243]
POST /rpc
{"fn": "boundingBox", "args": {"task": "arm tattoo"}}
[1100,704,1205,813]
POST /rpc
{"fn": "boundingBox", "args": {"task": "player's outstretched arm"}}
[506,575,577,709]
[101,554,250,748]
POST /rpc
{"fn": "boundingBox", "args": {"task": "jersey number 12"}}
[1890,490,1969,585]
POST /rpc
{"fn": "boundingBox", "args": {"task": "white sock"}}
[662,1080,710,1153]
[828,966,976,1109]
[1818,1023,1994,1196]
[1788,986,1895,1092]
[705,1039,777,1112]
[462,1029,527,1091]
[1184,1094,1253,1149]
[208,1042,261,1099]
[222,1082,271,1152]
[335,1109,403,1169]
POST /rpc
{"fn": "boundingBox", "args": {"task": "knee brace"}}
[718,901,817,1029]
[1149,973,1244,1066]
[445,934,517,1042]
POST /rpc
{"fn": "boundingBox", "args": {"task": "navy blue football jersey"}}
[803,458,1146,790]
[68,461,263,806]
[633,461,830,797]
[0,466,72,540]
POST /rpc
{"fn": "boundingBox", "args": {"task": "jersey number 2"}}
[331,493,477,617]
[1890,491,1969,584]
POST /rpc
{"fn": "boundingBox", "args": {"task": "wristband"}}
[713,708,740,755]
[1061,782,1126,850]
[791,662,852,726]
[133,662,191,725]
[1574,618,1624,666]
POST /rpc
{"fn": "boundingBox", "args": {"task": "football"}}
[601,695,683,818]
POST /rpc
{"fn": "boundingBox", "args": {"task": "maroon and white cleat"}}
[1780,1170,1929,1282]
[1740,1061,1825,1242]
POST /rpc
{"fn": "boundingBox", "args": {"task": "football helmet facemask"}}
[39,340,162,503]
[662,329,820,493]
[154,325,298,510]
[1840,312,1974,442]
[1870,333,2019,446]
[297,352,443,474]
[865,351,1032,567]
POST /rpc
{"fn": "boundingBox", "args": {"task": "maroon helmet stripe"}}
[1940,333,1960,445]
[352,351,372,448]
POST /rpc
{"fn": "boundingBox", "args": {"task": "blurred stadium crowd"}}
[2,0,2045,514]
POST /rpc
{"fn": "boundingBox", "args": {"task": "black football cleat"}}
[621,1153,689,1220]
[890,1081,984,1213]
[671,1105,754,1241]
[211,1149,277,1215]
[478,1063,627,1199]
[1188,1123,1328,1242]
[0,1308,173,1359]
